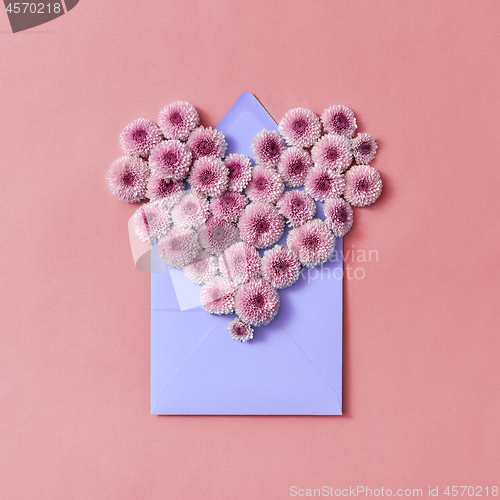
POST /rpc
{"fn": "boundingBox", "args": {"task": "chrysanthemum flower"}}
[238,202,285,249]
[187,126,227,160]
[305,165,346,202]
[119,118,163,157]
[287,219,335,268]
[183,249,218,285]
[158,101,199,141]
[188,157,228,198]
[148,140,192,181]
[158,227,200,268]
[219,242,261,286]
[133,203,171,244]
[200,277,236,315]
[198,217,239,255]
[228,319,254,342]
[235,279,280,327]
[210,191,248,222]
[261,245,300,289]
[245,166,284,204]
[320,105,357,138]
[278,107,322,148]
[352,133,378,165]
[146,177,184,207]
[323,197,354,237]
[311,134,352,173]
[344,165,382,207]
[106,156,150,203]
[251,130,286,169]
[277,147,313,187]
[224,154,252,192]
[171,193,209,228]
[276,190,316,227]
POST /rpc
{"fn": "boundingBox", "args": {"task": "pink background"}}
[1,1,499,498]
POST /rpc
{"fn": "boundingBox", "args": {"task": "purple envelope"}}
[151,92,343,415]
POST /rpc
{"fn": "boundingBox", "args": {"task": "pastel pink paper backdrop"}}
[0,1,499,498]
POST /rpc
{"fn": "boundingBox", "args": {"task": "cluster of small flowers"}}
[106,101,382,343]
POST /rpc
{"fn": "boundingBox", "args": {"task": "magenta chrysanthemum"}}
[146,177,184,207]
[276,190,316,227]
[219,242,261,286]
[321,105,357,138]
[198,217,239,255]
[305,165,345,202]
[106,156,150,203]
[245,166,284,204]
[278,108,322,148]
[183,249,218,285]
[344,165,383,207]
[158,101,199,141]
[224,154,252,192]
[251,130,286,169]
[187,126,227,160]
[261,245,300,290]
[210,191,248,222]
[148,140,192,181]
[133,203,171,243]
[238,203,285,249]
[119,118,163,157]
[200,277,236,315]
[158,227,200,268]
[352,133,378,165]
[323,198,354,237]
[311,134,352,173]
[234,279,280,327]
[287,219,335,268]
[188,157,228,198]
[277,147,313,187]
[228,319,254,342]
[171,193,209,228]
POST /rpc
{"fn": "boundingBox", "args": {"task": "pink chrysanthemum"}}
[187,126,227,160]
[238,203,285,249]
[158,227,200,268]
[287,219,335,268]
[235,279,280,327]
[224,154,252,192]
[344,165,382,207]
[261,245,300,290]
[119,118,163,157]
[305,165,345,202]
[277,147,313,187]
[148,140,192,181]
[219,242,261,286]
[106,156,150,203]
[188,157,228,198]
[276,190,316,227]
[228,319,254,342]
[199,217,239,255]
[323,197,354,237]
[251,130,286,169]
[183,249,218,285]
[133,203,171,244]
[171,193,209,228]
[321,105,357,138]
[146,177,184,207]
[278,108,322,148]
[158,101,199,141]
[352,133,378,165]
[200,277,236,315]
[210,191,248,223]
[311,134,352,173]
[245,166,284,204]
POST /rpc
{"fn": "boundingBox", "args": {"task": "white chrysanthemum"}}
[158,227,201,268]
[171,193,209,228]
[133,203,171,244]
[218,242,261,286]
[183,250,218,285]
[200,277,236,315]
